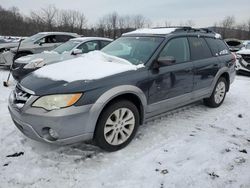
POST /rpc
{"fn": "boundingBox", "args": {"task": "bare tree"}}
[220,16,235,38]
[179,20,195,27]
[247,18,250,38]
[165,21,172,27]
[132,15,146,29]
[31,5,58,31]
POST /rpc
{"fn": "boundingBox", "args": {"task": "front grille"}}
[13,85,31,106]
[242,54,250,64]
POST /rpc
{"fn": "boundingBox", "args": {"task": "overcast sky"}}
[0,0,249,27]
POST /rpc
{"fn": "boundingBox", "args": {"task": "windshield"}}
[101,36,164,65]
[53,40,81,54]
[22,33,46,43]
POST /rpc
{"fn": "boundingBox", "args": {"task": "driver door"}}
[147,37,194,115]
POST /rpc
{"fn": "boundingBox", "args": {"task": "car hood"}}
[16,51,72,65]
[237,49,250,55]
[20,51,144,95]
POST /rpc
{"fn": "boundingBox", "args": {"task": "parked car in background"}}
[235,41,250,74]
[225,38,244,52]
[0,32,79,67]
[12,37,113,81]
[8,27,236,151]
[0,36,24,44]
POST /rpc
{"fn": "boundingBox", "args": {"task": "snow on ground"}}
[0,69,250,188]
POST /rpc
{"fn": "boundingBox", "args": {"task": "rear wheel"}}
[94,100,139,152]
[204,77,227,108]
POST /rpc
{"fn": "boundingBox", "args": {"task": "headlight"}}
[32,93,82,110]
[24,58,45,69]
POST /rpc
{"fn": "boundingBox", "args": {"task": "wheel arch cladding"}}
[100,93,144,125]
[88,85,147,134]
[220,72,230,91]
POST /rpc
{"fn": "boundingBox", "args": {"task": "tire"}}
[94,100,140,152]
[204,77,227,108]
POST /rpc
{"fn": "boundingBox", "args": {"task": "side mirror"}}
[72,49,82,55]
[153,56,176,69]
[158,56,176,65]
[39,42,44,46]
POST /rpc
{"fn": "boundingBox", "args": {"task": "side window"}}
[77,41,99,53]
[159,37,190,63]
[55,35,74,43]
[37,35,56,44]
[188,37,213,60]
[205,38,230,56]
[100,40,111,49]
[216,40,230,56]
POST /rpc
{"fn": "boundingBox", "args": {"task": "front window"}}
[53,40,82,54]
[101,37,164,65]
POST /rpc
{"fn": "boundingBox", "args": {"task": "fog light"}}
[48,128,59,139]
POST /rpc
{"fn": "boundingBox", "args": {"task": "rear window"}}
[188,37,213,60]
[205,38,230,56]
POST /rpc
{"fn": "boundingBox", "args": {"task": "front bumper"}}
[8,90,95,145]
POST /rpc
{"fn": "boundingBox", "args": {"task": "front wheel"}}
[94,100,139,152]
[204,77,227,108]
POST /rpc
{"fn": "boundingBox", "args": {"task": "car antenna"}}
[3,38,24,87]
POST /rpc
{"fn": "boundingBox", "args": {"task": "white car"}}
[235,42,250,74]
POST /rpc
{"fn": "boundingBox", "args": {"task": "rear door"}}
[188,37,219,92]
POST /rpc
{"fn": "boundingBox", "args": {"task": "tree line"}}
[0,5,150,39]
[0,5,250,40]
[213,16,250,40]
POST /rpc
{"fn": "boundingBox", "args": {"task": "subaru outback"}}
[8,27,236,151]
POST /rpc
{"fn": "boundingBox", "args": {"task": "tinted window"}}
[188,37,212,60]
[206,38,230,56]
[36,35,56,44]
[77,41,99,53]
[55,35,74,42]
[159,37,190,63]
[100,40,111,49]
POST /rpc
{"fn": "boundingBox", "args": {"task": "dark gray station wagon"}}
[9,27,236,151]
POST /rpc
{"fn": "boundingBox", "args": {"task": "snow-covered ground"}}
[0,69,250,188]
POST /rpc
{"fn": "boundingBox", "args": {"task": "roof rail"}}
[173,27,216,34]
[153,26,192,30]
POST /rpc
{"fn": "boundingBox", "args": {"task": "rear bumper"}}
[8,91,95,145]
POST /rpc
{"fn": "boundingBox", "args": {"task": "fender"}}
[208,67,230,96]
[86,85,147,133]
